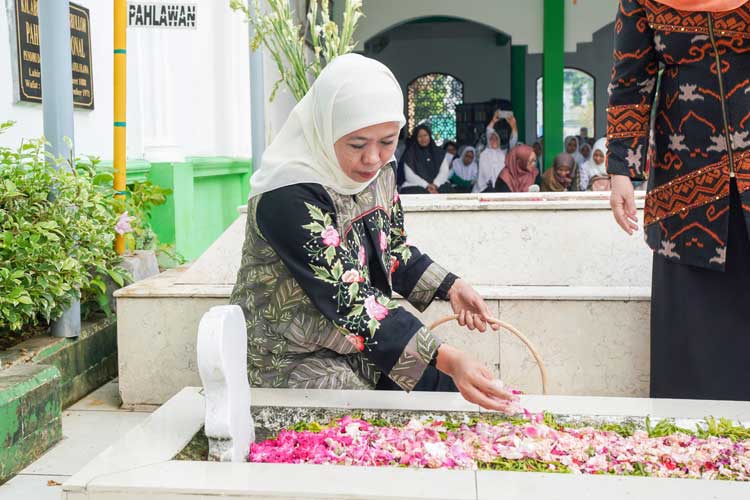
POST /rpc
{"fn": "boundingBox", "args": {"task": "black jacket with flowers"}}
[607,0,750,270]
[230,164,457,391]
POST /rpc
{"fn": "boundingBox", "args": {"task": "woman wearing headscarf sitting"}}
[541,152,582,192]
[475,129,509,193]
[443,141,458,158]
[231,55,516,411]
[486,144,539,193]
[399,125,453,194]
[582,137,608,183]
[448,146,479,193]
[564,136,589,191]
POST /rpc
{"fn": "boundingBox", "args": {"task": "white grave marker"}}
[197,305,253,462]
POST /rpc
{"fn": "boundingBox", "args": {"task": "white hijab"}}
[565,136,586,167]
[583,137,608,179]
[248,54,406,199]
[451,146,478,181]
[475,130,506,193]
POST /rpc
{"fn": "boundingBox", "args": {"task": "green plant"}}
[230,0,364,102]
[89,166,172,254]
[0,124,127,332]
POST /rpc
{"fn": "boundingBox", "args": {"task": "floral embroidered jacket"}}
[230,164,457,391]
[607,0,750,270]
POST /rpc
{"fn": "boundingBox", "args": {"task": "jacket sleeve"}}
[256,184,441,391]
[606,0,658,180]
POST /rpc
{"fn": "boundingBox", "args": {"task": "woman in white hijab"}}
[564,135,589,191]
[449,146,479,193]
[582,138,608,182]
[475,130,508,193]
[231,54,515,411]
[565,136,586,167]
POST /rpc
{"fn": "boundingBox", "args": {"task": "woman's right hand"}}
[610,175,639,235]
[427,183,439,194]
[436,344,518,412]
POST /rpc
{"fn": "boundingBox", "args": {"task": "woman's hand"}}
[436,344,518,412]
[427,183,439,194]
[448,279,499,333]
[610,175,639,235]
[506,115,518,131]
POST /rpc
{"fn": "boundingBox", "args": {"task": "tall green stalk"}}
[231,0,364,102]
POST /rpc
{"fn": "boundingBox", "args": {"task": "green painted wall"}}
[99,156,252,262]
[543,0,565,170]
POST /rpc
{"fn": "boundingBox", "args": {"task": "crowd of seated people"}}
[395,118,623,194]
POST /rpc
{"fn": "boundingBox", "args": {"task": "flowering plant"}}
[229,0,364,102]
[250,414,750,480]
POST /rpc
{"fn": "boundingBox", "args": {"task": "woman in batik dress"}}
[608,0,750,400]
[230,54,517,411]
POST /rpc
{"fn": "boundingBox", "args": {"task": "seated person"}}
[399,125,454,194]
[449,146,479,193]
[232,54,516,411]
[443,140,458,158]
[541,153,581,192]
[486,144,539,193]
[582,138,607,181]
[476,130,510,193]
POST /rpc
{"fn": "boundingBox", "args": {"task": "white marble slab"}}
[64,387,205,495]
[171,192,651,289]
[116,267,651,406]
[476,470,750,499]
[0,474,69,500]
[22,411,150,476]
[81,462,477,500]
[64,388,750,500]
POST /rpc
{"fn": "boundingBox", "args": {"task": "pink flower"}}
[114,212,134,235]
[364,295,388,321]
[321,226,340,247]
[358,245,366,267]
[379,231,388,251]
[523,425,541,439]
[341,270,362,284]
[393,191,400,204]
[346,334,365,352]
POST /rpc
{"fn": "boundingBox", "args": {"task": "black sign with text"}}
[13,0,95,109]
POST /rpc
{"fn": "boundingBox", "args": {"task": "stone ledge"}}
[0,364,62,484]
[237,191,648,214]
[0,317,118,408]
[64,388,750,500]
[115,266,651,301]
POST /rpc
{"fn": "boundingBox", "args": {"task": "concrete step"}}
[116,269,651,406]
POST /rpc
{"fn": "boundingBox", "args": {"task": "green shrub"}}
[0,121,127,332]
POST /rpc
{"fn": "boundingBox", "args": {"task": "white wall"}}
[0,0,253,160]
[372,36,511,104]
[357,0,618,54]
[565,0,619,51]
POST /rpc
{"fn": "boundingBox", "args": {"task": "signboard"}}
[12,0,95,109]
[128,3,197,28]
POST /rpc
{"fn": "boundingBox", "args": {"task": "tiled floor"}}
[0,380,153,500]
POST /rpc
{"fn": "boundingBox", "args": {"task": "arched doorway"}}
[407,73,464,145]
[363,17,514,142]
[536,68,595,140]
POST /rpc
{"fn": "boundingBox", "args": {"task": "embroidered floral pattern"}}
[303,202,398,337]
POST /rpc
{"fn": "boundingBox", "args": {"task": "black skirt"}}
[651,180,750,400]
